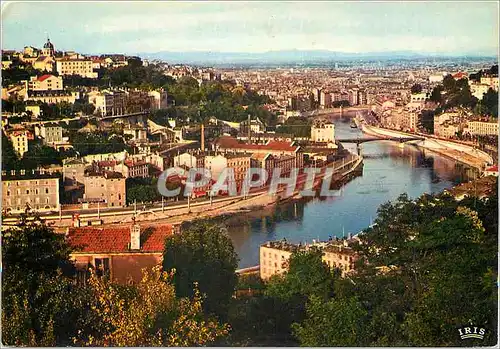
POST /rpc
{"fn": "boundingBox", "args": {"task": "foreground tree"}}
[2,216,230,346]
[1,217,94,346]
[292,190,497,346]
[162,220,238,319]
[292,295,369,346]
[73,267,230,346]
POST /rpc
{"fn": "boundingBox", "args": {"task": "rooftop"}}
[262,237,356,254]
[67,224,173,253]
[216,136,300,152]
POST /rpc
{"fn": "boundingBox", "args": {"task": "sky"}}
[1,1,499,55]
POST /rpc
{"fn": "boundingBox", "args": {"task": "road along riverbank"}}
[3,152,363,231]
[361,124,494,171]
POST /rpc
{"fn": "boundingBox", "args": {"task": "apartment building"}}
[40,123,63,145]
[311,119,335,143]
[114,160,149,178]
[148,90,168,110]
[67,223,174,284]
[28,74,63,91]
[63,158,87,187]
[320,90,332,108]
[26,90,78,104]
[83,171,126,207]
[56,58,98,78]
[225,153,252,186]
[2,170,60,213]
[173,152,206,169]
[480,76,499,92]
[88,90,127,116]
[9,130,30,157]
[123,125,147,143]
[433,112,460,137]
[466,121,499,136]
[260,239,358,280]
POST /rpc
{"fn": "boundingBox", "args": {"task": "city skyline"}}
[1,1,499,56]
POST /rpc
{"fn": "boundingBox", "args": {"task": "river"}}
[222,118,479,268]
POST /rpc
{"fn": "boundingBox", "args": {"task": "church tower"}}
[42,37,55,57]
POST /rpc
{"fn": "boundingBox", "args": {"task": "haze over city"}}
[2,1,499,56]
[1,1,498,347]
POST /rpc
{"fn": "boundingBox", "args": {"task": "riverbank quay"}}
[444,175,497,200]
[4,152,363,232]
[361,124,494,171]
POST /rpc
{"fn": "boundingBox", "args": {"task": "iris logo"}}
[458,326,486,340]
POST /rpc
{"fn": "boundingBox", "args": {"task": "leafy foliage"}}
[1,216,231,346]
[126,177,161,204]
[1,217,91,346]
[292,189,498,346]
[73,267,229,346]
[276,116,311,137]
[1,130,21,171]
[163,220,239,319]
[410,83,423,94]
[22,143,63,169]
[70,130,131,156]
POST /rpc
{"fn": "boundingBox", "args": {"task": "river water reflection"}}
[222,119,478,268]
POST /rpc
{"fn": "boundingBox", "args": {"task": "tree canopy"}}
[1,216,231,346]
[162,220,239,319]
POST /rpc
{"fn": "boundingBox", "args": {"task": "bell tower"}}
[42,36,55,57]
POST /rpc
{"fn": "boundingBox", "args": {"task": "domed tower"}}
[42,37,55,57]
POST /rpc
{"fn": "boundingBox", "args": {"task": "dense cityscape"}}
[1,2,498,347]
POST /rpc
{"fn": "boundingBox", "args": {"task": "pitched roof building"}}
[67,222,175,284]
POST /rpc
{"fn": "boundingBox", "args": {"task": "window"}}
[95,258,110,278]
[7,191,10,196]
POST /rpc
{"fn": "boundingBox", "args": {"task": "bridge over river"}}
[336,136,425,144]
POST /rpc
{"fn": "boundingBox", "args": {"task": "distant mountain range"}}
[136,49,497,65]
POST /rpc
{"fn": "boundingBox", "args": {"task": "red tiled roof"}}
[124,160,148,167]
[67,224,173,253]
[453,72,468,79]
[216,136,299,152]
[97,160,117,167]
[38,74,54,82]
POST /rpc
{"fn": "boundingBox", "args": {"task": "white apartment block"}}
[28,74,63,91]
[480,76,499,92]
[470,83,490,100]
[56,59,98,78]
[466,121,499,136]
[260,240,357,280]
[311,119,335,143]
[2,171,60,213]
[410,92,429,103]
[148,90,168,110]
[88,90,126,116]
[40,124,63,144]
[9,130,29,157]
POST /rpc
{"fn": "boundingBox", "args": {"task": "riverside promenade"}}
[4,152,363,231]
[361,124,494,171]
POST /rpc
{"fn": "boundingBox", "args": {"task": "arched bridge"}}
[336,136,425,144]
[336,136,426,155]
